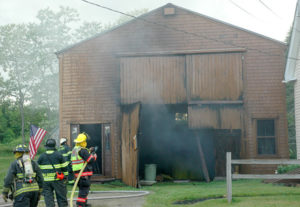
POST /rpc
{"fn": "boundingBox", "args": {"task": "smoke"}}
[138,104,215,180]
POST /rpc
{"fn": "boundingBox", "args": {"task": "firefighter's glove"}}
[2,193,8,202]
[93,153,97,161]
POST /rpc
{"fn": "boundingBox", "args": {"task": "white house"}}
[284,0,300,159]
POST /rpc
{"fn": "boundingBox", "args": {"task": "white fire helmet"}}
[60,137,67,145]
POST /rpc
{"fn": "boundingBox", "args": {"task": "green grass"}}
[140,180,300,207]
[0,152,15,188]
[1,152,300,206]
[81,179,300,207]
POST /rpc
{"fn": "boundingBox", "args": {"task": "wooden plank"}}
[121,103,141,187]
[188,105,242,129]
[231,159,300,165]
[195,132,210,182]
[226,152,232,203]
[188,100,243,105]
[120,56,186,104]
[187,53,243,101]
[232,174,300,179]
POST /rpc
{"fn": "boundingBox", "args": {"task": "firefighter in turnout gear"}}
[58,137,74,184]
[2,144,43,207]
[37,139,68,207]
[71,133,97,207]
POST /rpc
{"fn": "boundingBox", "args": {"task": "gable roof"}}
[56,3,285,55]
[284,0,300,82]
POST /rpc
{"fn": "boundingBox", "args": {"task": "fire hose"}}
[70,161,88,207]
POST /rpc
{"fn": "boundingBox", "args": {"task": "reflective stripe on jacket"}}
[71,146,84,172]
[58,145,72,163]
[71,146,96,177]
[3,158,43,197]
[15,182,39,196]
[37,150,68,182]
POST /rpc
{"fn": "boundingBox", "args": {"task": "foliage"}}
[74,21,103,41]
[286,82,296,158]
[0,7,149,144]
[277,164,300,174]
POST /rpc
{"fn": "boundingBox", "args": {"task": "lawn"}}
[1,153,300,207]
[140,180,300,207]
[88,179,300,207]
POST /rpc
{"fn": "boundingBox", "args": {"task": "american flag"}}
[29,125,47,159]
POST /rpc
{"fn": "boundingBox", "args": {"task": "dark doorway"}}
[138,104,215,181]
[80,124,102,175]
[213,130,241,176]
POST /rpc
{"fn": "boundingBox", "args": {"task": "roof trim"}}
[116,48,246,57]
[284,0,300,83]
[56,3,285,55]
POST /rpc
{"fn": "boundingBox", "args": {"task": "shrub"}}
[277,164,300,174]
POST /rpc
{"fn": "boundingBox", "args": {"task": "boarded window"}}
[257,120,276,155]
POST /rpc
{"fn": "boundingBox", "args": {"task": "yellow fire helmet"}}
[74,133,87,143]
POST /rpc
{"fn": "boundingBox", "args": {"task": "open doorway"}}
[70,124,103,175]
[80,124,102,175]
[138,104,215,181]
[213,130,241,176]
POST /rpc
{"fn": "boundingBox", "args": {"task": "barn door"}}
[121,103,141,187]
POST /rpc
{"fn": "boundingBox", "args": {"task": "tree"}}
[0,24,39,143]
[285,27,296,158]
[74,21,103,41]
[0,7,148,144]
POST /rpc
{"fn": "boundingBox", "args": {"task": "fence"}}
[226,152,300,203]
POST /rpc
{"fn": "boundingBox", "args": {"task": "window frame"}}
[255,118,278,157]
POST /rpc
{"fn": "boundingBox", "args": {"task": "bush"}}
[2,128,16,143]
[277,164,300,174]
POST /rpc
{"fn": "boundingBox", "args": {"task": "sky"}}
[0,0,298,42]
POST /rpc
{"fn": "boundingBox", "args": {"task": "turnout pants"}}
[13,191,39,207]
[43,180,68,207]
[76,177,91,207]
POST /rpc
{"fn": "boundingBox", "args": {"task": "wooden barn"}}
[57,4,289,187]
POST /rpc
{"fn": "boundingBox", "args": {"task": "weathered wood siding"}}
[186,53,243,101]
[120,56,186,104]
[121,103,140,187]
[188,105,242,129]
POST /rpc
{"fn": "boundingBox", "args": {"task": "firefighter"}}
[71,133,97,207]
[2,144,43,207]
[37,139,68,207]
[58,137,74,184]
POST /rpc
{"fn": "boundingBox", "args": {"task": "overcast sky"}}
[0,0,298,42]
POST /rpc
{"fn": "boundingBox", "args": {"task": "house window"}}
[257,120,276,155]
